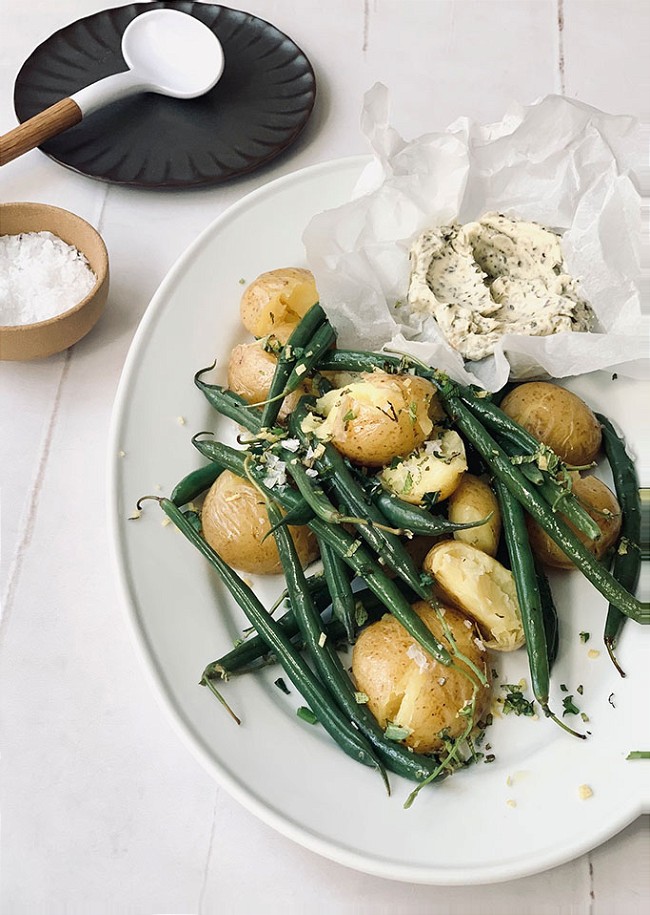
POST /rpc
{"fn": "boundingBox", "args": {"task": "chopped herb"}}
[459,699,474,719]
[576,684,584,695]
[562,695,580,716]
[580,712,590,722]
[342,409,356,423]
[612,372,618,380]
[344,539,362,558]
[408,401,418,425]
[501,685,535,717]
[274,678,290,695]
[384,721,413,741]
[579,631,590,643]
[354,600,368,628]
[485,754,496,763]
[626,751,650,759]
[238,277,246,285]
[419,570,434,590]
[297,707,318,725]
[421,491,440,511]
[355,692,369,704]
[402,471,414,494]
[560,683,568,692]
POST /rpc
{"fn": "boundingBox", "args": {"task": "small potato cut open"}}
[352,602,491,754]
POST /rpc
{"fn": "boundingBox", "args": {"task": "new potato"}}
[309,372,441,468]
[526,474,622,569]
[201,470,319,575]
[448,474,501,556]
[352,602,491,754]
[500,382,602,466]
[227,337,305,421]
[240,267,319,337]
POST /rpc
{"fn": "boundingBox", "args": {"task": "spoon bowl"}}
[0,9,225,165]
[122,9,225,98]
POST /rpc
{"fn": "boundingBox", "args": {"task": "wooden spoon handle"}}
[0,98,82,166]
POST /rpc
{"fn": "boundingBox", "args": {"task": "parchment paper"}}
[303,85,648,390]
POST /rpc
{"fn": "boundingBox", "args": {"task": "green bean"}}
[267,501,448,785]
[495,480,584,738]
[318,350,403,375]
[194,368,264,434]
[318,537,357,642]
[536,566,559,672]
[183,510,203,535]
[171,463,223,507]
[281,322,337,393]
[143,496,386,777]
[260,302,326,427]
[370,489,492,537]
[443,394,647,624]
[281,453,351,526]
[596,413,643,676]
[265,499,315,531]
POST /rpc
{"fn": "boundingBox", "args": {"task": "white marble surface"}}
[1,1,648,912]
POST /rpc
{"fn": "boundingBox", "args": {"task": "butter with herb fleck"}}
[407,212,595,361]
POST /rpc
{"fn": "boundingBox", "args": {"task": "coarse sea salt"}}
[0,231,96,327]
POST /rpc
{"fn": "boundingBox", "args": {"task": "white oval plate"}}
[108,156,650,885]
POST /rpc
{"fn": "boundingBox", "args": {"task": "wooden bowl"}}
[0,202,109,360]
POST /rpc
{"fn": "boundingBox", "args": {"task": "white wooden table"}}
[1,2,648,912]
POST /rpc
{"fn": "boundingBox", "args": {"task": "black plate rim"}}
[13,1,317,190]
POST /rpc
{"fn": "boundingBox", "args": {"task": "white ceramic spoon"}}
[0,9,225,166]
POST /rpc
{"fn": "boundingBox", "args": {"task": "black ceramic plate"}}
[13,1,316,188]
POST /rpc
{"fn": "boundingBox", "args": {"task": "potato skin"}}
[500,382,602,466]
[227,338,303,421]
[240,267,319,337]
[526,474,622,570]
[313,372,438,468]
[201,470,318,574]
[423,541,524,651]
[352,602,491,754]
[448,474,501,557]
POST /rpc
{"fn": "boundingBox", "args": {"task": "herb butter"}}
[407,213,595,361]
